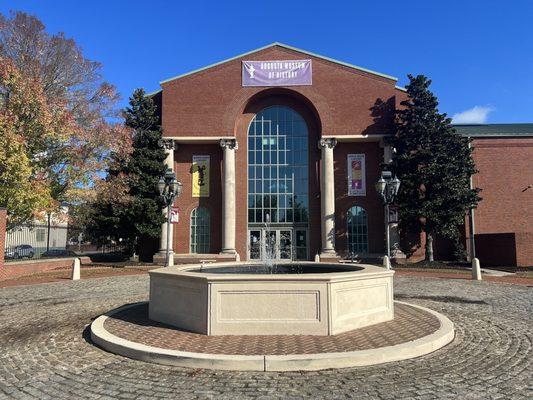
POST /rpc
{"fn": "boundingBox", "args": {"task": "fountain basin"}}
[149,262,394,336]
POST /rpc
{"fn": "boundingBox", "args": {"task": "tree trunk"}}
[425,231,434,262]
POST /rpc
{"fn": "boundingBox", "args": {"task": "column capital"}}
[318,138,337,150]
[159,138,176,151]
[220,138,238,150]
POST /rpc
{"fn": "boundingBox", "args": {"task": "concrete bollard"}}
[383,255,391,270]
[71,258,80,280]
[472,257,482,281]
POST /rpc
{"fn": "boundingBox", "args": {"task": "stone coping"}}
[90,301,454,371]
[5,256,91,266]
[149,262,394,282]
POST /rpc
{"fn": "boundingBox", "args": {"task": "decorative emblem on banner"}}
[192,155,210,197]
[242,60,312,87]
[347,154,366,196]
[170,207,180,224]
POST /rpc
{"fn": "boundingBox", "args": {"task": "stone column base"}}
[318,251,339,262]
[220,249,237,255]
[153,251,174,266]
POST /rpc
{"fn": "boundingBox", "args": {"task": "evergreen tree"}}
[391,75,480,261]
[123,89,167,250]
[85,89,166,255]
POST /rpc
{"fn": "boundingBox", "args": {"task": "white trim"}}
[395,85,407,92]
[144,89,162,97]
[322,134,391,142]
[160,42,398,85]
[163,136,234,144]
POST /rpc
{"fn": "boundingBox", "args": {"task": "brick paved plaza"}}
[102,302,440,355]
[0,275,531,399]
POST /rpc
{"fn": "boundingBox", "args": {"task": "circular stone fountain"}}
[149,262,394,336]
[90,262,455,371]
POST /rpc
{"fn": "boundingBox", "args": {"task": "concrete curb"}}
[90,301,454,372]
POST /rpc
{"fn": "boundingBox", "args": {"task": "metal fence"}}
[4,223,123,262]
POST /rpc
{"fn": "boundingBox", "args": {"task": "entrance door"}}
[278,230,292,260]
[248,229,295,261]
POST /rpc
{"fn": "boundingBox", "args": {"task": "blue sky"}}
[1,0,532,123]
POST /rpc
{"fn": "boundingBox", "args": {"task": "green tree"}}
[391,75,480,261]
[124,89,167,248]
[85,89,166,255]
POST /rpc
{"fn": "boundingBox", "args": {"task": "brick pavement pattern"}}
[104,303,440,355]
[0,275,531,399]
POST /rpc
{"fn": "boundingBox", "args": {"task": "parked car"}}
[40,249,77,258]
[4,245,35,259]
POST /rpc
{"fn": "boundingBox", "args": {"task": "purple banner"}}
[242,60,312,87]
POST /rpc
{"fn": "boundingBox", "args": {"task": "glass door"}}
[249,230,261,260]
[278,230,292,260]
[294,229,308,260]
[248,229,295,261]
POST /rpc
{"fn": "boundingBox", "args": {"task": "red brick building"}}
[148,43,532,267]
[455,125,533,267]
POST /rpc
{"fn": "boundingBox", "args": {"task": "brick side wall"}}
[0,208,6,270]
[0,257,92,281]
[471,137,533,267]
[516,232,533,267]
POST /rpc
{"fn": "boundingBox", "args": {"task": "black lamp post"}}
[375,171,400,258]
[158,168,182,267]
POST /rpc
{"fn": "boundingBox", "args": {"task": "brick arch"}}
[233,89,323,259]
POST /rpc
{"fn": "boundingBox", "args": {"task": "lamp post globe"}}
[375,172,401,260]
[157,170,182,267]
[375,177,386,198]
[157,178,166,196]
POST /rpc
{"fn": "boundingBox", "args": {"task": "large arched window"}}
[190,207,210,253]
[247,105,309,224]
[347,206,368,254]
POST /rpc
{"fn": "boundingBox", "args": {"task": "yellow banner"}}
[192,155,210,197]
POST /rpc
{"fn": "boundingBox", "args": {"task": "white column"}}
[319,138,337,256]
[220,139,238,254]
[158,139,175,256]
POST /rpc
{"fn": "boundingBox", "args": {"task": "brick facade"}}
[153,44,531,266]
[333,142,386,256]
[161,46,401,140]
[468,137,533,267]
[173,144,223,254]
[161,44,403,260]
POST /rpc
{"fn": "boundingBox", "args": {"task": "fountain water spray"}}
[262,213,277,273]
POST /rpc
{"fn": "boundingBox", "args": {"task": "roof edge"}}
[452,123,533,137]
[144,89,162,97]
[159,42,398,85]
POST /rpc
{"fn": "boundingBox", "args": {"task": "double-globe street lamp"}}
[375,171,401,258]
[157,168,182,267]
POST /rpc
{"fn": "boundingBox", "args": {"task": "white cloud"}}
[452,106,495,124]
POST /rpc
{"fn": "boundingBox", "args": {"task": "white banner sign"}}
[347,154,366,196]
[170,207,179,224]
